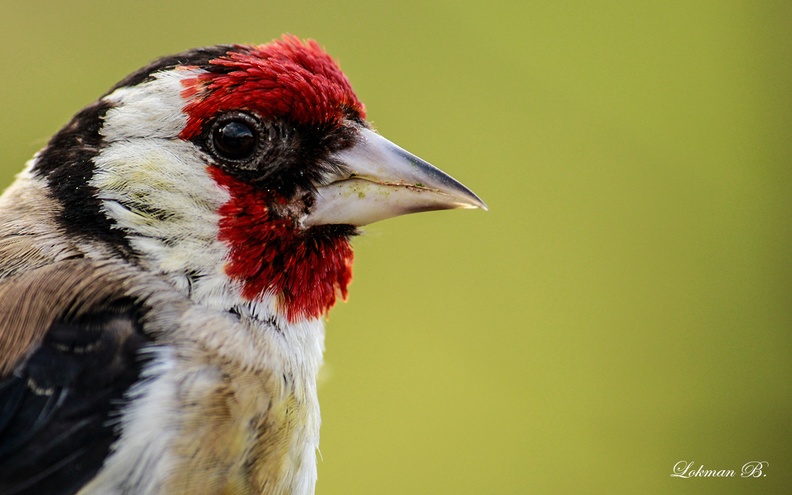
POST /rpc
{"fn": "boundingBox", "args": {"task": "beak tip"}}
[457,190,488,212]
[463,198,488,212]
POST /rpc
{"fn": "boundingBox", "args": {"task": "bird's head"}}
[32,35,485,323]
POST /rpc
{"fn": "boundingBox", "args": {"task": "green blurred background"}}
[1,1,790,493]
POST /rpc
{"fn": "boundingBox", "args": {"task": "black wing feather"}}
[0,300,151,495]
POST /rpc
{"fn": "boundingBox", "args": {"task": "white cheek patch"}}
[92,140,225,223]
[91,110,237,311]
[90,67,295,320]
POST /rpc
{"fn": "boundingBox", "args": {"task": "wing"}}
[0,261,153,495]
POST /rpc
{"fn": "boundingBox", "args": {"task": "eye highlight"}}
[207,112,262,164]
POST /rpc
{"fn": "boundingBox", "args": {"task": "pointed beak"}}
[303,127,487,227]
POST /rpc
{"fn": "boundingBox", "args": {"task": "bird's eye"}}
[208,112,262,163]
[214,121,255,160]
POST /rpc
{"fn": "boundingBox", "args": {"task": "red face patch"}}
[178,36,364,320]
[180,35,365,140]
[177,37,364,319]
[210,166,354,322]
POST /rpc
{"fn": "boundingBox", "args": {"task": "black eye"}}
[214,121,255,159]
[208,112,262,163]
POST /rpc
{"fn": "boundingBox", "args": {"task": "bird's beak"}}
[303,127,487,227]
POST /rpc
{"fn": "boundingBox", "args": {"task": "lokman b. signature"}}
[671,460,768,478]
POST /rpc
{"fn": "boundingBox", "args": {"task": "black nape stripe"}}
[31,45,238,256]
[107,45,235,93]
[31,100,131,255]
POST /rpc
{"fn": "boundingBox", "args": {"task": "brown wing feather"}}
[0,258,157,495]
[0,260,135,377]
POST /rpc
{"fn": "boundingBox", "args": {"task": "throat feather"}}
[209,166,353,322]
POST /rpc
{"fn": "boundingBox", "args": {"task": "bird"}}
[0,35,485,495]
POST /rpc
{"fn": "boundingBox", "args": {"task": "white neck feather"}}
[81,69,326,495]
